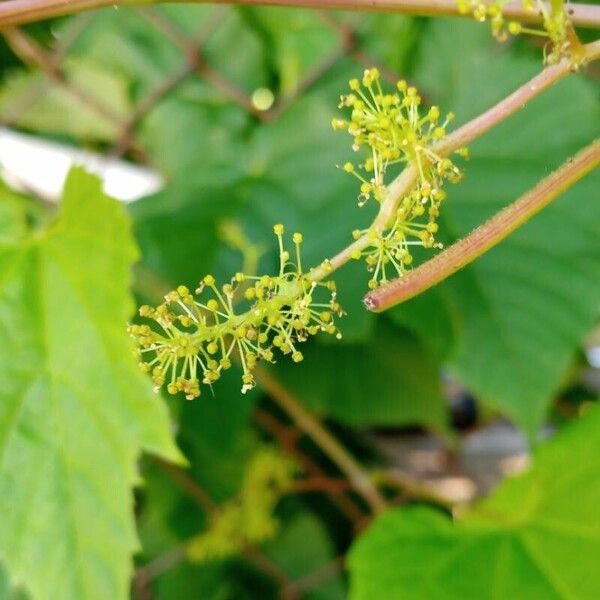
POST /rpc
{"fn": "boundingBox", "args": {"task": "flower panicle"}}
[456,0,573,65]
[334,67,469,288]
[129,225,343,399]
[187,448,297,564]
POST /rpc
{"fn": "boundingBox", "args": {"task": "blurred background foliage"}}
[0,3,599,599]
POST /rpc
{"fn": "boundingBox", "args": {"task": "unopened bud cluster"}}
[457,0,571,64]
[333,68,468,288]
[129,226,343,399]
[187,448,296,563]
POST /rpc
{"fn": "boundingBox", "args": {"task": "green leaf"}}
[0,168,182,600]
[388,286,458,362]
[130,178,242,291]
[0,182,29,243]
[275,319,448,430]
[413,19,600,433]
[0,564,27,600]
[356,14,421,74]
[264,513,347,600]
[203,7,270,91]
[137,92,250,179]
[0,58,131,141]
[68,7,199,91]
[348,406,600,599]
[237,6,341,95]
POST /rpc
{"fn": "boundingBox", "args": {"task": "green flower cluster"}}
[333,67,467,288]
[129,226,342,399]
[187,448,297,563]
[457,0,572,64]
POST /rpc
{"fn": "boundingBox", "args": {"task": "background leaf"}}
[264,513,346,599]
[0,58,131,141]
[348,406,600,599]
[275,319,448,431]
[413,19,600,433]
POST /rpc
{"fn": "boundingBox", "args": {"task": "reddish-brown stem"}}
[364,137,600,311]
[254,407,368,524]
[281,556,345,600]
[289,477,353,493]
[1,0,600,29]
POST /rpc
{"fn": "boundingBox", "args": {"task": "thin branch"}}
[364,136,600,311]
[253,366,388,514]
[243,546,291,587]
[371,469,457,509]
[134,546,186,592]
[281,555,345,600]
[288,477,353,494]
[254,407,368,524]
[153,457,217,512]
[1,0,600,29]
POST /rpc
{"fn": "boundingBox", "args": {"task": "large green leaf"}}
[348,406,600,599]
[0,168,182,600]
[409,19,600,433]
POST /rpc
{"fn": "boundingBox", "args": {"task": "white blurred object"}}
[424,476,477,503]
[0,127,163,202]
[586,346,600,369]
